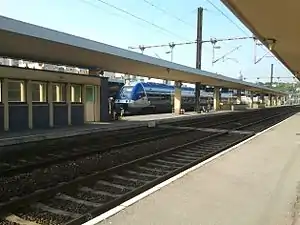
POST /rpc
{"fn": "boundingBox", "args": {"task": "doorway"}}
[85,85,96,122]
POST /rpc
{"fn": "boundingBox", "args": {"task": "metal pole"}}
[196,7,203,70]
[212,46,215,66]
[270,63,274,87]
[195,7,203,113]
[269,63,274,106]
[254,38,257,64]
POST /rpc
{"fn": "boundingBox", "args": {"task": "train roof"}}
[125,81,230,91]
[121,81,241,94]
[127,81,195,91]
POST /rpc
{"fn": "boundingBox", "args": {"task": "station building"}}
[0,15,286,132]
[0,65,109,132]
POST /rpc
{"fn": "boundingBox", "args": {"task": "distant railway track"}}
[0,108,287,178]
[172,107,294,131]
[0,112,252,177]
[0,126,190,177]
[0,107,298,225]
[1,132,249,225]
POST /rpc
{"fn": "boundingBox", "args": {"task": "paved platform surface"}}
[0,110,233,146]
[121,111,227,122]
[97,113,300,225]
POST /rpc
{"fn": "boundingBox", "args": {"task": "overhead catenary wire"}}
[205,0,298,83]
[205,0,248,36]
[141,0,195,28]
[95,0,188,41]
[206,0,300,87]
[205,0,276,63]
[128,36,254,52]
[213,45,242,64]
[80,0,188,41]
[80,0,144,24]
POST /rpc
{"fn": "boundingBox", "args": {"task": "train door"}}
[85,85,96,122]
[138,92,149,105]
[135,83,150,107]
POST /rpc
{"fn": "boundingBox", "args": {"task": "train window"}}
[149,92,160,99]
[120,86,133,98]
[32,82,47,102]
[156,93,162,99]
[8,80,25,102]
[71,84,82,103]
[161,94,169,100]
[147,92,154,98]
[221,88,229,93]
[154,93,161,98]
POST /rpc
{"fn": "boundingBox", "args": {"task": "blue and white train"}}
[115,81,234,115]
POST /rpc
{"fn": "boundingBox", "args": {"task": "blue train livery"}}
[115,81,234,115]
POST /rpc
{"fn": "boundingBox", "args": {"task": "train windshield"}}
[120,86,133,98]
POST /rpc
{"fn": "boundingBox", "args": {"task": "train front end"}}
[115,82,149,115]
[115,85,132,115]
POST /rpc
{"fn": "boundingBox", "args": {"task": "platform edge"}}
[81,114,295,225]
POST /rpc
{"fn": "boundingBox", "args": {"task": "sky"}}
[0,0,296,83]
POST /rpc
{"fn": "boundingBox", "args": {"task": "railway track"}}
[0,126,193,177]
[175,107,294,131]
[205,110,290,131]
[0,108,295,199]
[0,107,297,225]
[1,132,251,225]
[0,129,215,203]
[174,107,286,129]
[0,109,276,178]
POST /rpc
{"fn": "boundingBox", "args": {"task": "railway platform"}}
[0,110,234,146]
[92,112,300,225]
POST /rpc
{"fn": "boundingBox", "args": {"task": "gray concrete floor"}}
[97,113,300,225]
[122,110,238,122]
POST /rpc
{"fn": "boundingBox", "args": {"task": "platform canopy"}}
[221,0,299,80]
[0,16,285,96]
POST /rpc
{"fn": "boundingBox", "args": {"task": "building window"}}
[32,82,47,102]
[71,84,82,103]
[86,85,95,102]
[8,80,25,102]
[52,83,66,102]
